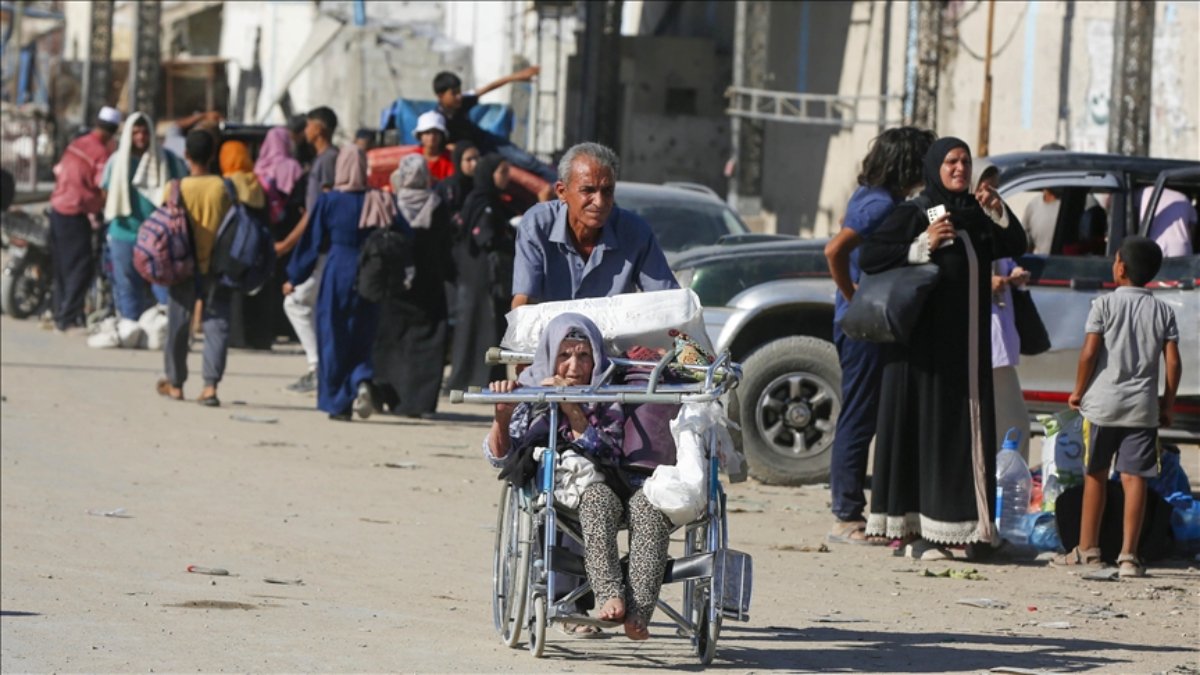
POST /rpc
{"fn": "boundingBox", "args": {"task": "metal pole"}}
[82,0,114,127]
[977,0,995,156]
[7,0,23,104]
[130,0,162,118]
[879,0,892,135]
[1056,0,1074,146]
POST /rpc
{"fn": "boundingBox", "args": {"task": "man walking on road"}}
[276,107,340,394]
[47,106,119,331]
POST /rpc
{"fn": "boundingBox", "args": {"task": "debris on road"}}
[378,461,420,469]
[86,508,131,518]
[230,414,278,424]
[770,543,830,553]
[1081,568,1119,581]
[922,567,986,580]
[263,577,303,585]
[186,565,230,576]
[957,598,1010,609]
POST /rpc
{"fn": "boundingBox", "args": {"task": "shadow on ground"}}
[533,623,1193,672]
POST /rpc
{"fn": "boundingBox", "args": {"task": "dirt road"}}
[2,316,1197,673]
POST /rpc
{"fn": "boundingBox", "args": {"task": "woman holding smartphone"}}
[859,137,1028,559]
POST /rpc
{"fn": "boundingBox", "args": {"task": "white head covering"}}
[98,106,123,126]
[104,112,173,222]
[413,110,447,136]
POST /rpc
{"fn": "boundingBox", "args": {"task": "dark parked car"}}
[615,182,751,260]
[672,153,1200,485]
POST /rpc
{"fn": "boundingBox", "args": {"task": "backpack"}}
[258,174,288,226]
[357,225,415,303]
[133,180,195,286]
[210,179,276,294]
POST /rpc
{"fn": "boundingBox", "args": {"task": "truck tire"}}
[737,336,841,485]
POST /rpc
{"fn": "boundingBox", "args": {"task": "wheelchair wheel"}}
[695,590,721,666]
[492,483,529,647]
[528,594,547,658]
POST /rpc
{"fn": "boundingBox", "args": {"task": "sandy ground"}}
[2,314,1198,674]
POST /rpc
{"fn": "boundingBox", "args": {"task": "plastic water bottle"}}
[1027,512,1063,552]
[995,428,1033,545]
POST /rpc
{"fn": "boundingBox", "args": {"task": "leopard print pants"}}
[579,483,672,622]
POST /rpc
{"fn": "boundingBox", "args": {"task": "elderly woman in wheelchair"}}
[483,312,672,640]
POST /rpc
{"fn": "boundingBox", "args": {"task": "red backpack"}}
[134,179,195,286]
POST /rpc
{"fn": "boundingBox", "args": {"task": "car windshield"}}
[617,193,748,253]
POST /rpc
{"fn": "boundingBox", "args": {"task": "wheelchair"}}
[451,345,752,665]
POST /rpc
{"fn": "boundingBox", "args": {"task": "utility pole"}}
[595,0,623,150]
[728,0,768,216]
[6,0,23,103]
[1108,0,1155,156]
[911,0,941,130]
[129,0,162,118]
[977,0,995,156]
[81,0,114,126]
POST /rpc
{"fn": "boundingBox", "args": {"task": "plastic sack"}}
[534,447,602,510]
[1166,492,1200,555]
[138,304,169,350]
[117,318,145,349]
[86,317,122,349]
[502,289,712,355]
[1038,410,1085,512]
[643,402,726,526]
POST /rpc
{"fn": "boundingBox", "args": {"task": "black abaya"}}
[373,204,454,416]
[860,139,1027,545]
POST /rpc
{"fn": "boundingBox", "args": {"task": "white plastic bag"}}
[138,305,169,350]
[502,289,712,355]
[1039,409,1085,512]
[117,318,145,349]
[643,402,714,526]
[534,447,602,510]
[86,317,121,349]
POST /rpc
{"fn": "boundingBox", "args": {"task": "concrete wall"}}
[616,36,731,190]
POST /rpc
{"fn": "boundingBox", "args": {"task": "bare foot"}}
[597,597,625,622]
[624,615,649,641]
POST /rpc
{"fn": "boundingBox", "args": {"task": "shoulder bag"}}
[1011,288,1051,355]
[839,263,941,344]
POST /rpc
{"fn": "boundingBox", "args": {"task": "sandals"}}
[1049,546,1103,568]
[155,378,183,401]
[827,520,889,546]
[1117,554,1146,578]
[556,621,604,639]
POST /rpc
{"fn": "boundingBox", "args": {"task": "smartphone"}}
[926,204,954,248]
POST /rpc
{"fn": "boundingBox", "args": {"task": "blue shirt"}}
[513,200,678,302]
[833,186,898,324]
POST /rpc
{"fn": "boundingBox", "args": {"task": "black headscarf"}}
[920,136,977,212]
[437,140,477,213]
[459,153,506,233]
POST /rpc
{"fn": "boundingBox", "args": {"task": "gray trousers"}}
[164,277,231,388]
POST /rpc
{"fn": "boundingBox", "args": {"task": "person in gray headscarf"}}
[371,155,455,417]
[483,313,673,641]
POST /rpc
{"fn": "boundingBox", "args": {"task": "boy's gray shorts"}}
[1083,422,1159,478]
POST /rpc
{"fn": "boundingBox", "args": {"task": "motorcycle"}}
[1,206,53,319]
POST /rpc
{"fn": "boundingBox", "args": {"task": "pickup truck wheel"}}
[738,336,840,485]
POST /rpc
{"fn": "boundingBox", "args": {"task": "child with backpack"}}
[151,130,261,407]
[1052,236,1182,577]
